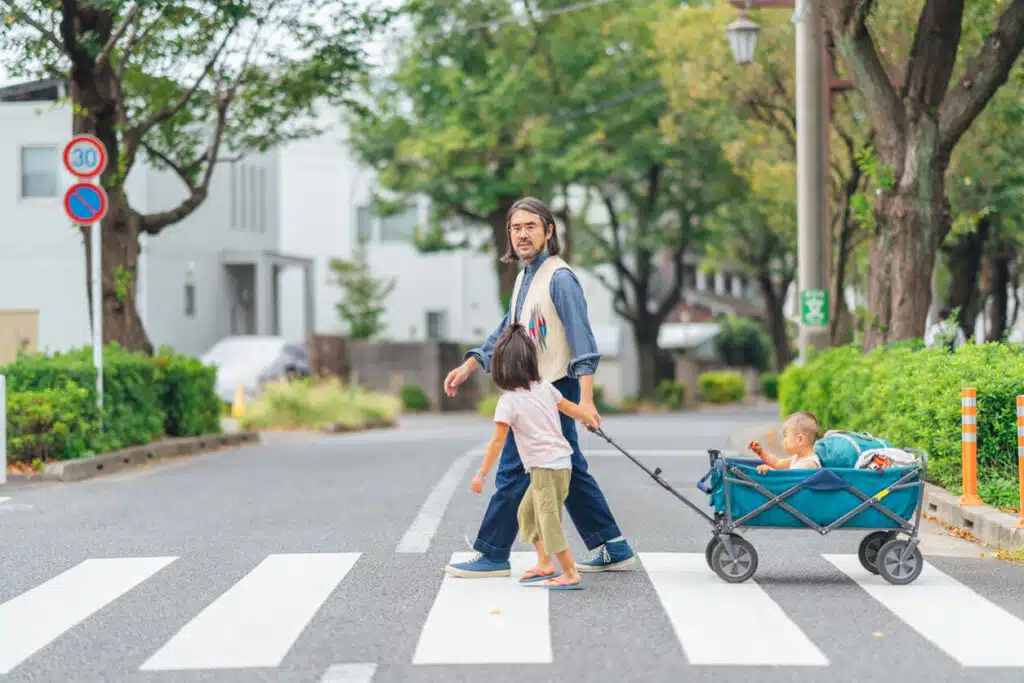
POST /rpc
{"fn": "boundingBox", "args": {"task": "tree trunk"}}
[985,245,1013,342]
[487,196,521,312]
[758,273,792,371]
[829,206,857,345]
[82,198,152,354]
[632,314,661,398]
[942,215,990,336]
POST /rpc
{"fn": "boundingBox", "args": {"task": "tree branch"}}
[939,0,1024,156]
[903,0,966,111]
[0,0,63,51]
[96,3,139,68]
[59,0,91,70]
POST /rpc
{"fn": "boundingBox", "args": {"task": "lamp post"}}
[726,0,853,364]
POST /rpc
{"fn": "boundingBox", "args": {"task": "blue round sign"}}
[63,182,108,225]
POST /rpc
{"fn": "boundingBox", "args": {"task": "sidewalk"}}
[729,424,1024,552]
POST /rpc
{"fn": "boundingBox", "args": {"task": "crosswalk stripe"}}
[823,553,1024,667]
[640,552,829,666]
[0,556,177,674]
[319,662,377,682]
[412,552,551,664]
[139,553,361,671]
[0,497,10,504]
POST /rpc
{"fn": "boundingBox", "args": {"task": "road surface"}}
[1,406,1023,682]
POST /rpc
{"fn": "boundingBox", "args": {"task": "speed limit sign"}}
[63,135,108,179]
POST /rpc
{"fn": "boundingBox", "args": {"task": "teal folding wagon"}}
[586,426,928,586]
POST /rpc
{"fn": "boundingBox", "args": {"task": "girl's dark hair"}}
[491,323,540,391]
[500,196,562,264]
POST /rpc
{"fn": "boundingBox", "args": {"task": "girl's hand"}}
[470,474,484,494]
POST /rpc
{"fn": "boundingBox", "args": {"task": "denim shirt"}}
[465,251,600,378]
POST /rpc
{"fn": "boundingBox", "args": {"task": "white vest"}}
[508,255,574,382]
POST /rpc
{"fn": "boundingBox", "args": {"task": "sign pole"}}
[62,135,108,415]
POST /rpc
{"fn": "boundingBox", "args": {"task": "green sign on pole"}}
[801,289,829,326]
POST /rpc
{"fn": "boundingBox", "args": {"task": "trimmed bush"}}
[699,371,745,404]
[779,342,1022,510]
[153,348,222,438]
[760,372,779,400]
[654,379,685,408]
[401,385,430,411]
[238,377,402,430]
[5,381,98,464]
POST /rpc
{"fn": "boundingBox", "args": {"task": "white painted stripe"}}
[0,497,9,504]
[463,448,733,458]
[824,554,1024,667]
[396,448,479,553]
[140,553,360,671]
[319,663,377,683]
[413,552,551,664]
[640,552,828,666]
[0,557,176,674]
[962,433,977,442]
[962,414,976,424]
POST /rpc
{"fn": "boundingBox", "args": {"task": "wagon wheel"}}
[710,537,758,583]
[876,539,923,585]
[705,533,742,570]
[857,531,896,574]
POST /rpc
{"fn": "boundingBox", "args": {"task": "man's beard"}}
[517,241,537,257]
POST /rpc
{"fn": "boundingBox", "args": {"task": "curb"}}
[39,431,260,483]
[730,424,1024,551]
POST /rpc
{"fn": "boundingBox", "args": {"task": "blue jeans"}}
[472,376,623,561]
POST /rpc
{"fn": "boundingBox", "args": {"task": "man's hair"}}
[491,323,540,391]
[938,307,951,321]
[500,196,562,264]
[784,411,820,441]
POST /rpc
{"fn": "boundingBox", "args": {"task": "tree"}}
[816,0,1024,349]
[328,244,395,339]
[0,0,383,353]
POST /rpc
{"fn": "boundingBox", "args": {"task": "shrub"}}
[401,385,430,411]
[477,394,499,417]
[778,342,1023,510]
[760,372,779,400]
[714,314,772,371]
[699,371,746,404]
[5,381,98,464]
[153,347,222,437]
[238,377,402,430]
[653,379,685,408]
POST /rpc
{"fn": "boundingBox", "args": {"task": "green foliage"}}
[778,342,1023,509]
[238,378,402,430]
[653,379,685,408]
[714,315,772,371]
[5,381,98,464]
[477,393,499,417]
[328,244,395,339]
[760,372,778,400]
[153,347,222,437]
[699,371,745,404]
[401,385,430,412]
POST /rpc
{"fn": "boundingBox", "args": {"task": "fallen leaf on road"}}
[872,632,884,638]
[490,609,500,615]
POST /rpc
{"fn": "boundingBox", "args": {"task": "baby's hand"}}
[748,440,765,456]
[470,475,484,494]
[756,464,772,475]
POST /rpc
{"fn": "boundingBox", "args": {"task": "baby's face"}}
[781,425,808,454]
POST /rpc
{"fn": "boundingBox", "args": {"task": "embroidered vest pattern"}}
[508,255,574,383]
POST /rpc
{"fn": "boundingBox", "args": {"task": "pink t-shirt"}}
[493,381,573,471]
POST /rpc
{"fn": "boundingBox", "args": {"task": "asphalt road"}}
[2,406,1024,683]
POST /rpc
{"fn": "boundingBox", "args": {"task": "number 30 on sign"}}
[63,135,107,179]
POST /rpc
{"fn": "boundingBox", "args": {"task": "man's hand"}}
[578,398,601,430]
[470,474,484,494]
[444,358,478,397]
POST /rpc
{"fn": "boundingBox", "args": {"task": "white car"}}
[200,335,309,403]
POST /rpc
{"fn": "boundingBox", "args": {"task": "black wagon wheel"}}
[857,531,896,574]
[876,539,924,585]
[705,533,743,570]
[710,536,758,583]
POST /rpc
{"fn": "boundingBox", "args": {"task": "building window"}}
[380,205,419,242]
[20,146,57,198]
[184,283,196,317]
[356,206,374,243]
[426,310,446,340]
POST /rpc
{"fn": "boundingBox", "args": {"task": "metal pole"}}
[795,1,830,362]
[91,219,103,414]
[1,374,6,486]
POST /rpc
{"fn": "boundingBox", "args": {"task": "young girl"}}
[469,323,600,590]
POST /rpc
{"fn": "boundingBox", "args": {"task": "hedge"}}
[779,341,1022,510]
[699,371,746,404]
[3,344,221,464]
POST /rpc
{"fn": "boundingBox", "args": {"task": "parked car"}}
[200,335,309,403]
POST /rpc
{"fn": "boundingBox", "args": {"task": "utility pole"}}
[794,0,830,362]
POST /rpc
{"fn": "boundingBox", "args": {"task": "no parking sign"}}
[62,135,109,225]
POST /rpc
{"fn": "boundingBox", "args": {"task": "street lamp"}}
[726,12,759,65]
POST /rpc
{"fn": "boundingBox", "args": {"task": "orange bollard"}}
[960,388,983,505]
[1017,396,1024,528]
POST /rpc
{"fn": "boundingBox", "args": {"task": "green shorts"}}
[517,467,571,555]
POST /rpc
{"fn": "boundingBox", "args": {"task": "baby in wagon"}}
[747,411,821,474]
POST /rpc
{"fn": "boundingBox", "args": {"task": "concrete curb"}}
[729,424,1024,551]
[41,431,260,483]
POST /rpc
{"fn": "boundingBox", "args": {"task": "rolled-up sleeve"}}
[550,269,601,378]
[465,312,508,373]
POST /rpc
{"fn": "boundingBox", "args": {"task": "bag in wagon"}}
[813,430,895,469]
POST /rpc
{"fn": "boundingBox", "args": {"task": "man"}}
[925,307,966,351]
[442,196,636,577]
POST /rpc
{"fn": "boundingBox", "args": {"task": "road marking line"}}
[319,662,377,682]
[0,497,9,504]
[824,553,1024,667]
[0,556,177,674]
[139,553,360,671]
[640,552,829,666]
[412,552,551,664]
[462,448,733,458]
[396,447,480,553]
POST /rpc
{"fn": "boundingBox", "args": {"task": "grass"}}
[238,377,402,431]
[995,546,1024,563]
